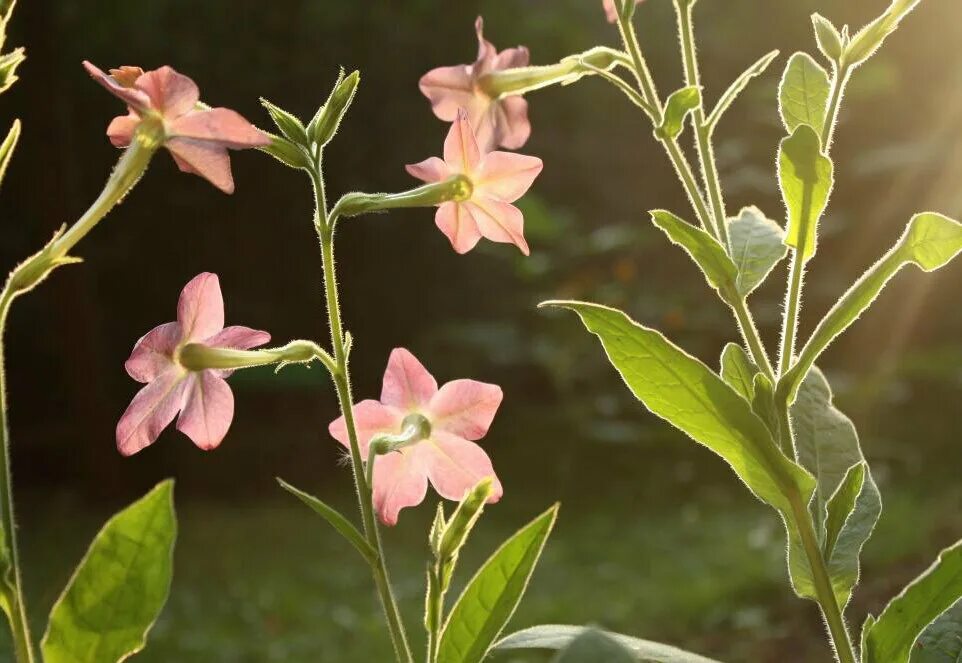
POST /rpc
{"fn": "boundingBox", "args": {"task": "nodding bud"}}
[178,339,330,373]
[308,69,360,148]
[332,174,473,220]
[478,46,627,99]
[841,0,920,69]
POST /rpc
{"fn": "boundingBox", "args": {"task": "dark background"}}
[1,1,961,661]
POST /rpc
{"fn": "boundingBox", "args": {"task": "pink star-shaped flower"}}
[406,109,542,255]
[603,0,644,23]
[419,17,531,151]
[117,273,270,456]
[329,348,504,526]
[84,62,270,193]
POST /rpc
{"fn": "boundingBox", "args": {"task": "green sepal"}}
[308,69,360,147]
[0,45,23,95]
[654,86,700,140]
[260,98,309,145]
[0,118,20,190]
[6,224,83,296]
[259,133,311,170]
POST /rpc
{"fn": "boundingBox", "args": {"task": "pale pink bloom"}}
[117,273,270,456]
[603,0,644,23]
[329,348,504,526]
[419,17,531,151]
[84,61,270,193]
[406,109,542,255]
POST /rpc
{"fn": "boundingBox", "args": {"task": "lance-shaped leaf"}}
[844,0,921,69]
[787,368,881,607]
[812,14,844,63]
[727,206,788,297]
[781,213,962,402]
[41,480,177,663]
[720,343,758,402]
[862,540,962,663]
[779,124,834,262]
[655,86,700,140]
[495,624,723,663]
[437,504,558,663]
[911,599,962,663]
[707,50,779,130]
[544,300,813,518]
[552,628,638,663]
[779,52,830,135]
[651,210,737,301]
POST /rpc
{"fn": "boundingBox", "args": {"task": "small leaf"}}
[655,86,700,140]
[727,206,788,297]
[308,69,360,147]
[437,504,558,663]
[260,98,308,145]
[719,343,757,402]
[495,624,723,663]
[750,373,779,438]
[823,463,865,560]
[41,480,177,663]
[707,50,779,130]
[778,52,830,135]
[778,124,834,262]
[552,628,636,663]
[650,210,737,301]
[812,14,844,62]
[0,118,20,189]
[911,600,962,663]
[863,540,962,663]
[844,0,921,68]
[277,478,376,566]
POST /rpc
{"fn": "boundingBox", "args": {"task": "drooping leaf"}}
[655,86,701,140]
[41,480,177,663]
[495,624,723,663]
[277,478,376,566]
[779,52,830,135]
[650,210,737,301]
[719,343,758,402]
[782,213,962,401]
[863,540,962,663]
[911,600,962,663]
[844,0,921,69]
[437,504,558,663]
[552,628,637,663]
[778,124,834,262]
[727,206,788,297]
[544,300,813,519]
[707,50,780,130]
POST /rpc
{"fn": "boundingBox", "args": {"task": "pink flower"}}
[406,109,542,255]
[84,61,270,194]
[329,348,504,526]
[117,273,270,456]
[419,17,531,151]
[603,0,644,23]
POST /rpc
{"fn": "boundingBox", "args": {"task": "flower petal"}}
[491,95,531,150]
[83,61,151,112]
[475,151,543,203]
[465,198,530,255]
[418,65,476,122]
[116,368,190,456]
[168,108,270,148]
[106,112,140,148]
[380,348,438,409]
[176,371,235,451]
[444,109,482,173]
[602,0,619,22]
[405,157,450,184]
[472,16,498,74]
[372,450,429,526]
[205,325,271,350]
[420,431,503,503]
[177,272,225,342]
[328,399,403,456]
[166,137,235,194]
[435,202,483,254]
[125,321,182,383]
[428,379,503,440]
[134,65,200,118]
[493,45,530,71]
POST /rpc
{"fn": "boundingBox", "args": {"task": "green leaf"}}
[911,600,962,663]
[781,213,962,402]
[750,373,779,438]
[437,504,558,663]
[277,478,376,566]
[863,540,962,663]
[41,480,177,663]
[844,0,921,68]
[495,625,723,663]
[719,343,757,402]
[0,118,20,189]
[552,628,637,663]
[778,124,834,262]
[727,206,788,297]
[260,98,308,145]
[707,50,779,130]
[812,14,844,62]
[778,52,830,135]
[650,210,737,301]
[655,86,700,140]
[543,300,813,519]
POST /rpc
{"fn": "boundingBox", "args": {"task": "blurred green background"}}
[1,0,961,661]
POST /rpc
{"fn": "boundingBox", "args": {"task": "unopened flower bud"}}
[308,69,360,148]
[332,175,473,220]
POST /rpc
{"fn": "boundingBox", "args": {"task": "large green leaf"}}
[863,540,962,663]
[544,300,813,518]
[781,213,962,401]
[727,206,788,297]
[778,52,830,135]
[707,50,779,130]
[719,343,757,402]
[788,368,881,607]
[844,0,921,68]
[911,600,962,663]
[552,628,636,663]
[655,86,700,140]
[41,480,177,663]
[437,504,558,663]
[650,210,737,301]
[778,124,834,262]
[495,625,723,663]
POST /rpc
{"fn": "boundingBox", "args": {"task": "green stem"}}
[310,168,413,663]
[821,65,851,152]
[616,11,662,118]
[425,567,443,663]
